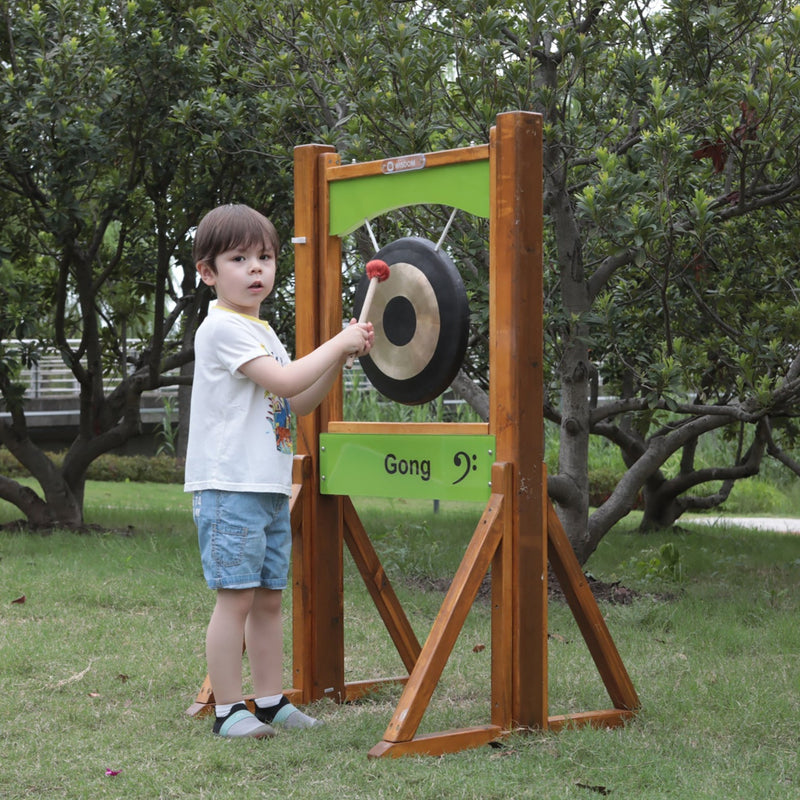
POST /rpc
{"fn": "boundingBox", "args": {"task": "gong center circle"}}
[383,296,417,347]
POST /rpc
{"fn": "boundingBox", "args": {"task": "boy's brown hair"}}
[193,204,280,273]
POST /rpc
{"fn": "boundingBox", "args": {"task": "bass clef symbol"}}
[452,451,477,485]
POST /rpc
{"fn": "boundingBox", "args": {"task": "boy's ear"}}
[196,261,217,286]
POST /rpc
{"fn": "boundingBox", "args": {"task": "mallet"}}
[345,258,390,369]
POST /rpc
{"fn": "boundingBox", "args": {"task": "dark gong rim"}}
[353,236,470,405]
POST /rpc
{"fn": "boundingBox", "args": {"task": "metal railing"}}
[6,339,369,402]
[5,340,178,400]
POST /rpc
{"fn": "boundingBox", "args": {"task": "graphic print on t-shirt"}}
[256,336,293,456]
[272,395,293,454]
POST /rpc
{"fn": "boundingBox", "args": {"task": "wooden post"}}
[489,111,548,728]
[292,144,345,702]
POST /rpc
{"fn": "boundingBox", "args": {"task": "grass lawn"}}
[0,483,798,799]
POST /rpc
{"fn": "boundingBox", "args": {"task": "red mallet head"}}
[365,259,390,282]
[345,259,391,369]
[359,260,390,323]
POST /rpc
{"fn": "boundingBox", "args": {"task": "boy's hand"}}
[341,319,374,359]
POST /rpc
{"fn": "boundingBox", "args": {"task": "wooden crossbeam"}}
[342,497,421,672]
[546,502,640,714]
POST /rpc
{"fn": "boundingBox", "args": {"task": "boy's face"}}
[197,242,276,317]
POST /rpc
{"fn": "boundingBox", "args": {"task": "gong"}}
[353,236,470,405]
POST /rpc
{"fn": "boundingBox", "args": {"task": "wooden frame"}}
[187,112,639,756]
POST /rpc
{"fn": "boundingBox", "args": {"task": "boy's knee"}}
[252,587,283,614]
[216,587,256,617]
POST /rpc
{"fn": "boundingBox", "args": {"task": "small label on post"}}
[381,154,426,174]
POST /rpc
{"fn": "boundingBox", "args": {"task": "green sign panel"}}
[319,433,496,501]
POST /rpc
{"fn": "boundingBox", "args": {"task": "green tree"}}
[3,0,800,563]
[0,0,293,526]
[209,0,800,562]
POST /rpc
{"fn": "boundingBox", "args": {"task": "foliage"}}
[0,448,184,484]
[723,476,787,515]
[343,371,483,424]
[619,541,684,583]
[155,396,178,458]
[0,0,294,526]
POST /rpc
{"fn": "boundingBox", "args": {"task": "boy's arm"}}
[290,358,346,416]
[238,321,373,405]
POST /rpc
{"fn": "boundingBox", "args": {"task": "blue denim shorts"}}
[193,490,292,590]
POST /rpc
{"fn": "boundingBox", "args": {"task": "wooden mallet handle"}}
[345,259,390,369]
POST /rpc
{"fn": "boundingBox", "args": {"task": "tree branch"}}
[587,249,636,301]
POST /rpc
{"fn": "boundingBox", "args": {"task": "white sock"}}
[254,693,283,709]
[215,702,238,717]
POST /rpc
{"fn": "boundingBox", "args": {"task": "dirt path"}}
[685,516,800,534]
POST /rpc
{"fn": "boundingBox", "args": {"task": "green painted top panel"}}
[329,159,490,235]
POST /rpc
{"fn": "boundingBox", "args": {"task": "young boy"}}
[184,204,374,738]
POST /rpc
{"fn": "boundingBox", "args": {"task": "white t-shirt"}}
[183,306,293,495]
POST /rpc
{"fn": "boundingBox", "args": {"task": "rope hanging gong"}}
[353,237,470,405]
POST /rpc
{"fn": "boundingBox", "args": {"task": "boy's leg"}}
[245,587,284,698]
[207,588,275,738]
[247,587,322,729]
[206,588,255,704]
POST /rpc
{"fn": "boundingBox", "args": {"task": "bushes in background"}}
[0,448,184,484]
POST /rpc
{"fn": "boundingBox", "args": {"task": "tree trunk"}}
[0,467,83,529]
[450,368,489,421]
[177,362,192,461]
[639,483,684,531]
[557,330,593,557]
[544,127,595,561]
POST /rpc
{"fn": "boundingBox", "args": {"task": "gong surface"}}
[353,237,469,405]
